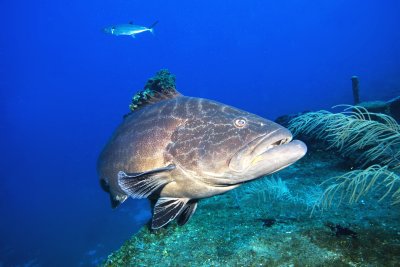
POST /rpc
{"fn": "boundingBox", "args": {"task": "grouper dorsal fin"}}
[118,164,175,198]
[128,69,182,112]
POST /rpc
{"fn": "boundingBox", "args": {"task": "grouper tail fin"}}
[149,20,159,34]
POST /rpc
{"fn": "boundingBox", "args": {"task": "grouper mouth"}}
[228,128,307,183]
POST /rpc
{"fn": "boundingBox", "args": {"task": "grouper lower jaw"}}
[224,139,307,185]
[248,139,307,177]
[213,139,307,186]
[228,127,294,173]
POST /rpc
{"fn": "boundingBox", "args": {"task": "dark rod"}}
[351,76,360,105]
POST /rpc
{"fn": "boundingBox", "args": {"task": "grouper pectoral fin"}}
[177,200,198,226]
[118,164,175,199]
[100,178,127,208]
[152,197,189,229]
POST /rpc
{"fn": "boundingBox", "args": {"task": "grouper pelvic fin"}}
[177,200,198,226]
[118,164,175,199]
[110,194,128,209]
[152,197,189,229]
[128,69,181,112]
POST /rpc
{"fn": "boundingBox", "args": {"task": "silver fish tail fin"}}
[149,21,159,34]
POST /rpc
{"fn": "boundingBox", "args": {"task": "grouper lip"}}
[249,140,307,168]
[224,135,306,186]
[228,128,295,173]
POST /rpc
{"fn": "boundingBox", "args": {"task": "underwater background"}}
[1,0,400,266]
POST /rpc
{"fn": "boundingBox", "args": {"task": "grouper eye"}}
[234,118,247,128]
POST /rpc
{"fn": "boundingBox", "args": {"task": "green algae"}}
[129,69,177,112]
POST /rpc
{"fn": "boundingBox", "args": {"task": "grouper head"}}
[226,121,306,184]
[167,99,307,188]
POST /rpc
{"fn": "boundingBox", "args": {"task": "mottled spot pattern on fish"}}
[97,71,307,229]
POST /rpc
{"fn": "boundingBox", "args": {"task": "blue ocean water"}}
[1,0,399,266]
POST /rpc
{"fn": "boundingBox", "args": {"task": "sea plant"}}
[315,165,400,211]
[288,105,400,169]
[238,176,322,209]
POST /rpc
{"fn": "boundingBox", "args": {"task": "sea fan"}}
[289,105,400,169]
[238,176,322,209]
[316,165,400,210]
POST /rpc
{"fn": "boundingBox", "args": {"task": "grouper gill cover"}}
[97,70,307,229]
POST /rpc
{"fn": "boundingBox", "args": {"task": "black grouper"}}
[97,70,307,229]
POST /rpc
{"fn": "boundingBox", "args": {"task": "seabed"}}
[102,145,400,267]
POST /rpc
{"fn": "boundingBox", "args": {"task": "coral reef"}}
[347,75,398,121]
[103,101,400,266]
[359,96,400,122]
[102,150,400,266]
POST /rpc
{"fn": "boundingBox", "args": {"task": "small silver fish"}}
[103,21,158,38]
[97,70,307,229]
